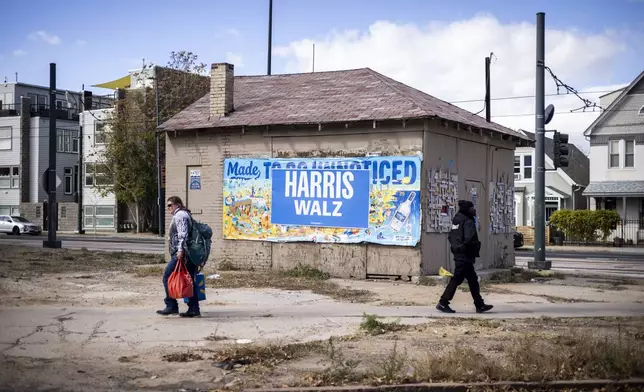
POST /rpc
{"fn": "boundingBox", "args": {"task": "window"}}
[0,166,19,188]
[94,122,107,145]
[625,140,635,168]
[85,163,112,187]
[1,92,13,109]
[64,167,73,195]
[56,129,78,153]
[523,155,532,179]
[0,126,11,150]
[609,140,620,168]
[639,106,644,115]
[11,207,19,216]
[84,205,115,228]
[513,153,533,181]
[605,198,617,210]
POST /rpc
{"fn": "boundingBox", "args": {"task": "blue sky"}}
[2,0,643,93]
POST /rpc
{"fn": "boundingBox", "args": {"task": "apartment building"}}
[0,82,82,228]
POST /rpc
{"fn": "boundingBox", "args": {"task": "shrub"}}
[549,209,621,243]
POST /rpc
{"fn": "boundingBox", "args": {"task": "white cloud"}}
[226,52,244,67]
[28,30,61,45]
[12,49,27,57]
[275,14,630,153]
[76,39,87,46]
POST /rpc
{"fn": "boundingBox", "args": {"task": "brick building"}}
[159,63,531,278]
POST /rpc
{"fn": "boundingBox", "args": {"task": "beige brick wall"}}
[165,122,425,277]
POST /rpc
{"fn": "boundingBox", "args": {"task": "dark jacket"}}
[448,209,481,263]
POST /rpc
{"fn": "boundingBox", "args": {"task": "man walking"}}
[157,196,201,318]
[436,200,493,314]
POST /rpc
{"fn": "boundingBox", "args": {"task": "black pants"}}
[439,261,484,307]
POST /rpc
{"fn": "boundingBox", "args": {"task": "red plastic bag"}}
[168,256,194,299]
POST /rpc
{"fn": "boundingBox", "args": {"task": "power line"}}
[492,108,639,118]
[450,89,617,104]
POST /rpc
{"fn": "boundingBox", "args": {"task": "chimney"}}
[210,63,234,117]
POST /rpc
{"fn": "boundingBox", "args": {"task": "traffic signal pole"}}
[44,63,61,249]
[531,12,549,270]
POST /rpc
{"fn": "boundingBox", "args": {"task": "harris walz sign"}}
[222,156,421,246]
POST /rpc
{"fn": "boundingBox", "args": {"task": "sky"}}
[2,0,644,153]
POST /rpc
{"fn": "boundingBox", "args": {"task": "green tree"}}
[91,51,209,232]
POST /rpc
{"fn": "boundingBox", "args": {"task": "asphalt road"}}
[516,248,644,262]
[0,235,163,254]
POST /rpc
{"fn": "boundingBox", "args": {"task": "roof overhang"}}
[159,116,534,147]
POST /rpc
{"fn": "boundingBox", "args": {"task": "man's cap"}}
[458,200,474,209]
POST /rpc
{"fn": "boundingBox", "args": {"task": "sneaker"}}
[476,304,494,313]
[179,310,201,318]
[436,303,456,313]
[156,307,179,316]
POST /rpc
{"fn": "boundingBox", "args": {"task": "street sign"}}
[40,169,62,194]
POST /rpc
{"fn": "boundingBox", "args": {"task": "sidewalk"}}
[518,244,644,255]
[42,231,164,244]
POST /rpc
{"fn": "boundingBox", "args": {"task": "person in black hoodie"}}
[436,200,493,314]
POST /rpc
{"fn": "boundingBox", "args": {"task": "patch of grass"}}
[133,265,164,277]
[374,340,409,383]
[281,264,330,280]
[487,268,566,284]
[208,269,373,303]
[360,313,404,336]
[0,245,164,277]
[162,352,204,362]
[218,259,239,271]
[417,276,438,286]
[209,340,325,368]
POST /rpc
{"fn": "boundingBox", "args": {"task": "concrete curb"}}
[248,379,644,392]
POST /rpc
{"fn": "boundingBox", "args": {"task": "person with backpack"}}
[436,200,493,314]
[157,196,201,318]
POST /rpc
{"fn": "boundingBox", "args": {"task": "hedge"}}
[549,209,621,242]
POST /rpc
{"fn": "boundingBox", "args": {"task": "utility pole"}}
[44,63,61,248]
[155,71,164,237]
[485,56,491,122]
[267,0,273,75]
[531,12,550,269]
[76,87,86,235]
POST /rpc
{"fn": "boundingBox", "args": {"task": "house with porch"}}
[514,130,589,227]
[583,70,644,245]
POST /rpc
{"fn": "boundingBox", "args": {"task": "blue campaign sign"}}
[271,168,370,229]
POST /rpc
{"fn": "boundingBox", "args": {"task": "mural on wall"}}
[222,156,422,246]
[424,167,458,233]
[489,175,515,234]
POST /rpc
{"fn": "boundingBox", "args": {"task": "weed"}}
[209,341,325,368]
[360,313,404,336]
[281,264,330,280]
[162,352,204,362]
[418,276,437,286]
[204,327,229,341]
[320,337,361,383]
[218,259,238,271]
[133,265,164,277]
[375,340,408,383]
[208,270,372,303]
[413,346,503,382]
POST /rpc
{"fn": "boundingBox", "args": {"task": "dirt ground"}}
[1,245,644,391]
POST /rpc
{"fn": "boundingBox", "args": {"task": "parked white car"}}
[0,216,42,235]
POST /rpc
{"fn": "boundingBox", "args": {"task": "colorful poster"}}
[222,156,422,246]
[189,170,201,190]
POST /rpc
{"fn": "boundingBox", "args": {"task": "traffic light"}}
[553,130,569,168]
